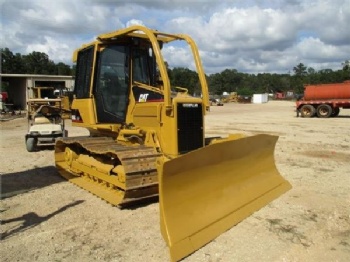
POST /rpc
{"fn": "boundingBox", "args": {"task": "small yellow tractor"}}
[54,25,291,261]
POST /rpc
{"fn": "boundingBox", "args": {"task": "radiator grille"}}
[177,103,204,154]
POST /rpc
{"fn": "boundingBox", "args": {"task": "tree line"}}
[1,47,349,96]
[1,48,72,76]
[169,61,350,96]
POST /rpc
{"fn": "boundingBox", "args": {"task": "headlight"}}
[30,131,40,135]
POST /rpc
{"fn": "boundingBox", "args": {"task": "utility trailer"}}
[296,81,350,118]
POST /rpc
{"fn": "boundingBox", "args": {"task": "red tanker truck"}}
[296,81,350,118]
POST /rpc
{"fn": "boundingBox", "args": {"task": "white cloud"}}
[25,36,72,62]
[295,0,350,45]
[162,45,196,70]
[1,0,349,73]
[296,38,338,60]
[163,0,350,73]
[126,19,145,27]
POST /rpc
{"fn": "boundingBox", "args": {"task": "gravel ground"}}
[1,101,350,262]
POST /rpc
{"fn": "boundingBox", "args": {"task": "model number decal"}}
[182,103,199,107]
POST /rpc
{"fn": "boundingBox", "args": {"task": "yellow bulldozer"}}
[222,91,238,103]
[54,25,291,261]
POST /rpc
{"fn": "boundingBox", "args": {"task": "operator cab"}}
[73,38,163,124]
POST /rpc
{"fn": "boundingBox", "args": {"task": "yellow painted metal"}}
[73,25,210,114]
[158,134,292,261]
[71,98,97,125]
[57,25,292,261]
[55,137,160,206]
[56,148,126,205]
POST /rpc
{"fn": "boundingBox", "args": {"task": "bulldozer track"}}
[54,136,161,207]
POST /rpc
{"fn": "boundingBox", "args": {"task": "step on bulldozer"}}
[54,25,291,261]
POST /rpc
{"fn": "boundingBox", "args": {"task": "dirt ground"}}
[1,101,350,262]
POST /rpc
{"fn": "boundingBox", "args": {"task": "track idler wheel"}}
[64,147,78,167]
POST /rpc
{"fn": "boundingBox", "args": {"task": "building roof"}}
[0,73,73,78]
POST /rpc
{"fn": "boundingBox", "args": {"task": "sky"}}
[1,0,350,75]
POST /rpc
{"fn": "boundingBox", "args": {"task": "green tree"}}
[23,51,56,74]
[221,69,242,92]
[1,47,72,75]
[318,69,337,83]
[293,63,307,77]
[207,69,245,95]
[292,63,308,93]
[208,72,224,95]
[55,62,72,75]
[1,47,348,91]
[342,60,350,79]
[342,60,350,71]
[1,48,26,73]
[170,67,200,95]
[236,86,254,96]
[306,67,321,84]
[1,48,14,73]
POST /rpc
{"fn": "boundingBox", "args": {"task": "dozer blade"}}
[158,134,291,261]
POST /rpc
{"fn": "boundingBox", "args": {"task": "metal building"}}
[0,74,74,110]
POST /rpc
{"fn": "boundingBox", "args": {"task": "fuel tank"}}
[303,81,350,100]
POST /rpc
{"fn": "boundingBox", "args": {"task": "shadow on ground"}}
[1,166,65,199]
[1,200,85,240]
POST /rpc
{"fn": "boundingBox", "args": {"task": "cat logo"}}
[138,93,149,102]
